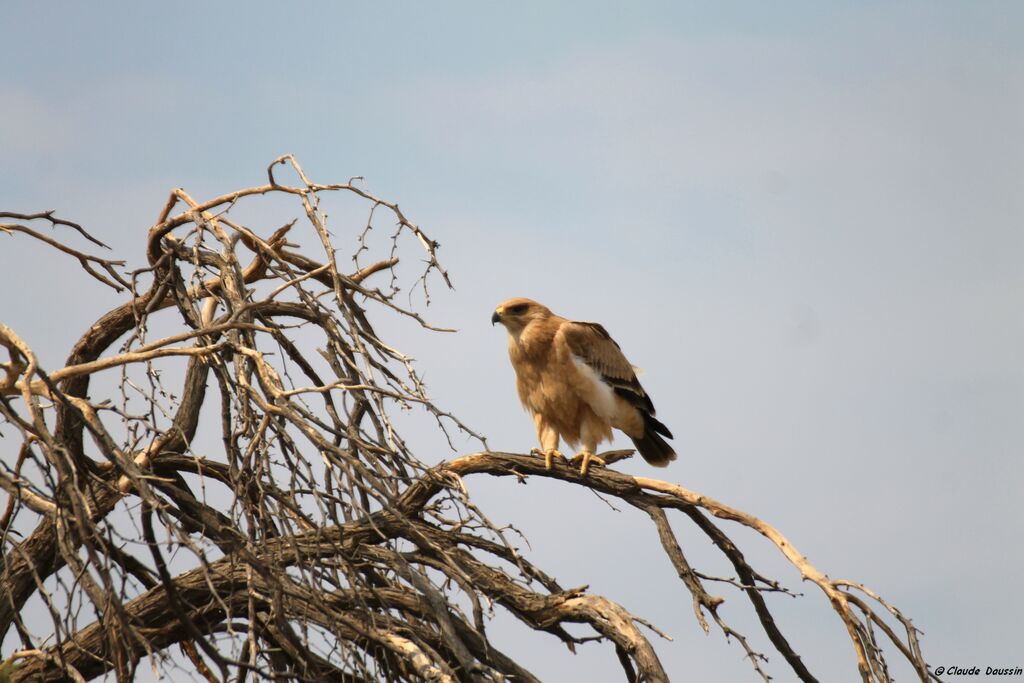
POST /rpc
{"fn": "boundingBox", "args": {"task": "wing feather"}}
[561,321,656,415]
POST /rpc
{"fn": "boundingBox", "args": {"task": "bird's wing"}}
[560,321,656,415]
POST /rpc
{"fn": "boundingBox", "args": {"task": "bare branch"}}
[0,159,937,683]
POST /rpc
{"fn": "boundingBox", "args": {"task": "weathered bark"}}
[0,160,938,682]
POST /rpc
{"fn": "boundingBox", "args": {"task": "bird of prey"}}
[491,297,676,475]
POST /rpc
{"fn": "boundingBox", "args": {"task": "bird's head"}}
[491,298,550,334]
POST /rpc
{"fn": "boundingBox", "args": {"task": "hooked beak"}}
[491,310,501,326]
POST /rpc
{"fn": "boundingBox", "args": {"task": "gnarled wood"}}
[0,159,938,682]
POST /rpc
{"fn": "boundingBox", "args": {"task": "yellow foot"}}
[531,448,566,470]
[571,451,606,476]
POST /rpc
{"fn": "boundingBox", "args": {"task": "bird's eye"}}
[507,304,528,315]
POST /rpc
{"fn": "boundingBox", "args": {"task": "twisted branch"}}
[0,159,938,682]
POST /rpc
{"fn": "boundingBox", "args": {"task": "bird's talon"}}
[572,452,606,476]
[532,448,564,470]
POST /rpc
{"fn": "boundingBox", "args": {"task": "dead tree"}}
[0,156,939,682]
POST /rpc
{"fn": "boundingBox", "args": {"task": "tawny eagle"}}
[491,297,676,475]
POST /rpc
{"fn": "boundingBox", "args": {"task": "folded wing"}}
[561,321,676,467]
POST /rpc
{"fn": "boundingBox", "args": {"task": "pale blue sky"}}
[2,2,1023,681]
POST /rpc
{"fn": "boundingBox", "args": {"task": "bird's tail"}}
[630,414,677,467]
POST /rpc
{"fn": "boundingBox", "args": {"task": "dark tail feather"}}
[630,414,677,467]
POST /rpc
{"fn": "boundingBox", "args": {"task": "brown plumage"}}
[491,297,676,474]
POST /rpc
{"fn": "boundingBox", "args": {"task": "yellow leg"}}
[571,451,606,476]
[530,447,565,469]
[532,418,565,470]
